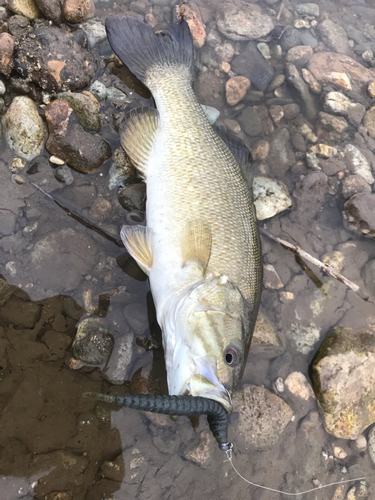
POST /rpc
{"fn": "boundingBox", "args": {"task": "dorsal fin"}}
[181,220,212,273]
[120,107,159,179]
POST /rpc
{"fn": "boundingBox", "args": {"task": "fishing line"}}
[224,447,366,496]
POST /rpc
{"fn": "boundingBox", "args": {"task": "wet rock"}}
[344,144,374,185]
[342,175,371,200]
[3,96,46,160]
[295,3,319,17]
[368,81,375,98]
[82,19,106,48]
[267,74,285,92]
[217,2,274,41]
[252,140,269,161]
[225,76,250,106]
[301,68,321,93]
[269,105,284,123]
[238,106,262,136]
[54,165,74,185]
[284,372,314,400]
[231,42,274,91]
[106,87,130,106]
[179,3,206,48]
[291,131,306,152]
[299,29,318,49]
[290,322,321,355]
[58,91,100,132]
[317,19,350,55]
[364,106,375,140]
[283,103,300,120]
[63,0,94,24]
[0,32,14,77]
[201,104,220,124]
[195,71,224,108]
[333,446,347,460]
[0,296,42,328]
[267,128,295,176]
[0,210,16,236]
[346,484,368,500]
[363,260,375,297]
[101,454,124,482]
[214,42,235,63]
[252,311,284,358]
[123,302,148,335]
[312,326,375,439]
[7,0,39,19]
[45,99,111,173]
[343,193,375,238]
[253,176,292,220]
[310,144,337,158]
[108,146,134,190]
[89,80,107,101]
[14,26,96,93]
[232,385,293,448]
[72,315,113,365]
[355,434,367,451]
[285,63,317,121]
[280,28,301,51]
[104,323,136,384]
[286,46,313,67]
[293,170,328,220]
[324,92,365,126]
[118,183,146,212]
[318,112,348,135]
[35,0,61,24]
[319,157,343,176]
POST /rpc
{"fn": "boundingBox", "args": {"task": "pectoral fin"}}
[120,107,159,179]
[120,225,153,275]
[181,220,212,273]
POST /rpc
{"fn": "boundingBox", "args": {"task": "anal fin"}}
[182,220,212,273]
[120,225,153,275]
[120,107,159,179]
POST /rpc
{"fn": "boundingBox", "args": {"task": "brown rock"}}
[45,99,111,173]
[35,0,62,24]
[364,106,375,139]
[301,68,321,94]
[269,105,284,123]
[196,71,224,108]
[0,32,14,77]
[6,0,39,19]
[179,4,206,48]
[63,0,95,24]
[225,76,250,106]
[343,193,375,238]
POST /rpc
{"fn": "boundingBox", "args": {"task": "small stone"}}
[223,119,240,134]
[214,42,235,63]
[274,377,284,393]
[0,32,15,77]
[362,50,374,63]
[34,0,62,24]
[302,68,322,93]
[231,41,274,91]
[319,112,348,134]
[263,264,283,289]
[63,0,95,24]
[106,87,130,106]
[368,82,375,98]
[300,123,318,143]
[284,372,315,400]
[101,455,124,482]
[90,197,111,219]
[364,106,375,140]
[310,144,337,158]
[343,175,372,199]
[58,91,100,132]
[280,28,301,51]
[344,144,374,185]
[11,174,25,184]
[355,434,367,451]
[219,61,231,73]
[49,155,65,166]
[283,103,300,120]
[226,76,251,106]
[324,92,365,125]
[10,157,25,172]
[267,74,285,92]
[217,3,274,41]
[238,106,262,136]
[290,322,321,354]
[328,72,352,91]
[253,177,292,220]
[252,311,283,357]
[257,42,271,60]
[118,184,146,212]
[285,63,317,122]
[286,46,313,67]
[333,446,347,459]
[252,140,269,161]
[72,315,113,365]
[201,104,220,124]
[267,128,295,175]
[343,193,375,238]
[295,3,320,17]
[294,19,310,29]
[363,260,375,297]
[179,3,206,48]
[89,80,107,101]
[3,96,46,161]
[0,79,5,95]
[82,20,106,48]
[108,147,134,190]
[6,0,39,20]
[306,151,320,169]
[54,165,74,185]
[318,19,350,55]
[269,105,284,123]
[279,291,294,303]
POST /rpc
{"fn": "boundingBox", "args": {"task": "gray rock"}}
[118,183,146,211]
[82,19,106,47]
[318,19,351,55]
[344,144,374,185]
[195,71,224,108]
[2,96,46,160]
[106,86,131,105]
[201,104,220,124]
[298,29,318,49]
[0,209,16,236]
[343,193,375,238]
[231,42,274,91]
[267,128,295,176]
[312,326,375,439]
[342,175,372,199]
[232,385,293,448]
[7,14,31,38]
[58,91,100,132]
[217,2,274,41]
[54,165,74,185]
[286,45,313,67]
[292,170,328,221]
[295,3,320,17]
[280,28,301,51]
[319,157,345,175]
[89,80,107,101]
[285,63,317,121]
[363,260,375,297]
[290,322,321,354]
[214,41,235,62]
[238,106,262,136]
[72,315,113,365]
[283,103,300,120]
[253,176,292,220]
[35,0,62,24]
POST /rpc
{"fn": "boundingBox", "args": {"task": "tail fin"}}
[105,16,194,85]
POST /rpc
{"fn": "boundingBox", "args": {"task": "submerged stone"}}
[72,316,113,365]
[253,177,292,220]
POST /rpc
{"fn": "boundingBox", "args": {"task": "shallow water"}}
[1,0,375,499]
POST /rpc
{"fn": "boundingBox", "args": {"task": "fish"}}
[94,16,262,451]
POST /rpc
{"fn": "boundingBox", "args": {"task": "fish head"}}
[165,275,249,413]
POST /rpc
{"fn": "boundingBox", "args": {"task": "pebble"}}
[0,32,15,77]
[301,68,321,93]
[295,3,320,17]
[267,128,295,175]
[10,157,25,172]
[294,19,310,29]
[257,42,271,60]
[274,377,284,393]
[219,61,231,73]
[319,112,348,134]
[343,192,375,238]
[217,3,274,41]
[324,92,365,125]
[280,291,294,303]
[223,118,240,134]
[355,434,367,451]
[7,0,39,19]
[287,46,313,67]
[231,41,274,91]
[253,177,292,220]
[362,50,374,63]
[344,144,374,185]
[3,96,46,161]
[58,91,100,132]
[317,19,351,55]
[252,312,284,358]
[238,106,262,136]
[214,42,235,63]
[267,74,285,92]
[179,3,206,48]
[286,63,317,121]
[290,322,321,354]
[299,29,318,49]
[283,103,300,120]
[363,260,375,297]
[263,264,283,289]
[225,76,251,106]
[368,81,375,97]
[106,87,131,106]
[63,0,95,24]
[364,106,375,139]
[252,140,269,161]
[54,165,74,185]
[89,80,107,101]
[310,144,337,158]
[284,372,315,400]
[269,105,284,123]
[293,170,328,220]
[82,20,106,48]
[49,155,65,166]
[0,79,5,94]
[280,28,301,51]
[306,151,320,169]
[118,183,146,212]
[333,446,347,460]
[201,104,220,124]
[72,315,113,365]
[34,0,61,24]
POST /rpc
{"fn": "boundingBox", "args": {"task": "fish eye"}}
[224,346,241,366]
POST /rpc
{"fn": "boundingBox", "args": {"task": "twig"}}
[261,231,360,293]
[276,2,284,22]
